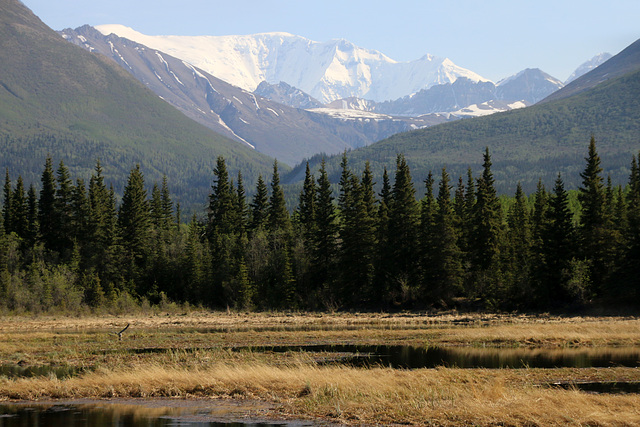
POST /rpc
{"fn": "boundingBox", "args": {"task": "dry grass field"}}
[1,311,639,425]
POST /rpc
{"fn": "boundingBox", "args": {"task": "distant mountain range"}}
[93,25,491,104]
[288,37,640,194]
[60,25,449,165]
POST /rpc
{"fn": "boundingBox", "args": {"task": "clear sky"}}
[20,0,640,82]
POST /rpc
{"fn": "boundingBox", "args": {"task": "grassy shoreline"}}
[1,312,640,425]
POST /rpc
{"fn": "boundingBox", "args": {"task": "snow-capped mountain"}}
[60,25,446,164]
[95,25,490,104]
[565,53,612,84]
[312,70,561,117]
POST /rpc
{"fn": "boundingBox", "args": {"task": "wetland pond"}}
[0,400,308,426]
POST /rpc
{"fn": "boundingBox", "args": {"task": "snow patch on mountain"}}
[95,24,489,103]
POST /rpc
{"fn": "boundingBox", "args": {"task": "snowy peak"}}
[565,52,612,84]
[94,25,489,103]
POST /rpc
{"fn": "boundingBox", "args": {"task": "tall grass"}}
[1,363,639,425]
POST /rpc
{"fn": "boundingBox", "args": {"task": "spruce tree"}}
[374,167,392,304]
[235,171,248,236]
[118,164,150,283]
[387,154,420,305]
[470,148,503,304]
[431,168,463,304]
[420,171,436,301]
[249,175,269,232]
[298,162,316,242]
[544,173,576,304]
[38,157,57,251]
[25,184,38,245]
[312,159,338,296]
[208,156,237,237]
[337,155,375,306]
[577,136,607,294]
[55,161,74,256]
[267,160,289,232]
[11,176,28,240]
[506,182,531,305]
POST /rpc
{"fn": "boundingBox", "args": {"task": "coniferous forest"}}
[0,136,638,313]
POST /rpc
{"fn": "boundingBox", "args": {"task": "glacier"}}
[95,25,490,104]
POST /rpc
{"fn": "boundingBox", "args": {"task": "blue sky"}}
[21,0,640,82]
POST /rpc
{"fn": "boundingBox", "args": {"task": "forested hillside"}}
[0,0,275,212]
[286,67,640,195]
[1,139,637,312]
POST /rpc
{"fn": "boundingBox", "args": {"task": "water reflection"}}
[234,345,640,369]
[0,403,297,426]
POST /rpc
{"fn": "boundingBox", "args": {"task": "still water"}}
[0,402,304,427]
[234,344,640,369]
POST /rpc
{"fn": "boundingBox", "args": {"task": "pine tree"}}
[506,182,531,305]
[431,168,463,304]
[207,156,237,237]
[470,148,503,304]
[267,160,289,232]
[577,136,608,295]
[118,164,150,283]
[160,175,174,229]
[337,155,375,306]
[235,171,248,236]
[25,184,38,245]
[11,176,28,240]
[298,162,316,242]
[312,159,338,295]
[420,171,436,301]
[70,179,89,248]
[387,154,420,305]
[55,161,74,256]
[249,175,269,232]
[544,173,577,305]
[86,160,116,276]
[374,167,392,304]
[38,157,57,251]
[529,179,549,306]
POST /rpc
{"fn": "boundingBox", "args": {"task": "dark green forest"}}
[0,137,638,313]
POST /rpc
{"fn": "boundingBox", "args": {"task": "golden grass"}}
[1,363,639,425]
[1,312,640,425]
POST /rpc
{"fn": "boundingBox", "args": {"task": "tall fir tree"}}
[577,136,608,295]
[118,164,150,286]
[470,148,503,304]
[543,173,577,305]
[249,175,269,233]
[267,160,289,233]
[298,162,317,243]
[387,154,420,305]
[431,168,463,304]
[312,159,338,298]
[506,183,531,306]
[38,157,57,252]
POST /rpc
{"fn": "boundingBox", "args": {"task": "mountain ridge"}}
[94,24,490,103]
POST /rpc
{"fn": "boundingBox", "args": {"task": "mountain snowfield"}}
[95,25,489,103]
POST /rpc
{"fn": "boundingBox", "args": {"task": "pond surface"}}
[235,344,640,369]
[0,402,306,426]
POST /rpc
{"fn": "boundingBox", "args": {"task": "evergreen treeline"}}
[1,137,638,313]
